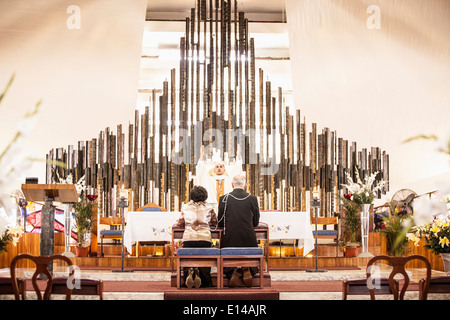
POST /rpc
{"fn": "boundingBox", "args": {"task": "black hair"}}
[190,186,208,203]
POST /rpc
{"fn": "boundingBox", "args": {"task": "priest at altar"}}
[194,145,243,212]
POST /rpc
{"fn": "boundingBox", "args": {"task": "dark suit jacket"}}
[218,187,260,248]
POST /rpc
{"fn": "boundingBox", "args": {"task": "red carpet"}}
[164,288,280,300]
[269,266,360,271]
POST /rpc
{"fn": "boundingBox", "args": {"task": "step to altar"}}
[67,255,373,271]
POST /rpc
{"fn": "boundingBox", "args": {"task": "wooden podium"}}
[21,184,78,271]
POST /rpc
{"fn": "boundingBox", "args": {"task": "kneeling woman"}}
[177,186,217,288]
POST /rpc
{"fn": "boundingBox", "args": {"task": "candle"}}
[120,184,128,199]
[312,187,320,201]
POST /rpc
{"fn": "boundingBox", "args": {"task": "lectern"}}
[21,184,78,273]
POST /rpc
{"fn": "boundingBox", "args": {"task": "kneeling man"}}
[218,174,260,287]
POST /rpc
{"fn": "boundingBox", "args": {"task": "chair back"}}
[10,254,74,300]
[311,216,339,238]
[366,254,431,300]
[99,216,123,226]
[311,217,338,225]
[137,203,166,212]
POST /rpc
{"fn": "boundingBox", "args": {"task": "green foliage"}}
[73,200,96,247]
[341,197,361,244]
[410,218,450,255]
[381,202,412,256]
[0,230,12,253]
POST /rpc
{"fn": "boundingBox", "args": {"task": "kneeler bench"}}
[175,247,265,289]
[176,248,221,289]
[220,247,264,289]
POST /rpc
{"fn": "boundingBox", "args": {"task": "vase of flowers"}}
[342,170,387,206]
[408,217,450,274]
[342,169,387,257]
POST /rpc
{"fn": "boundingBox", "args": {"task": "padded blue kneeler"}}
[177,248,220,255]
[220,247,263,255]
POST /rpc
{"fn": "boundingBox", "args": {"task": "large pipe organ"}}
[46,0,389,217]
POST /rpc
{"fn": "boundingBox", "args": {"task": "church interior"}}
[0,0,449,304]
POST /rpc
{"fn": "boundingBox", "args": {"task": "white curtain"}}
[285,0,450,195]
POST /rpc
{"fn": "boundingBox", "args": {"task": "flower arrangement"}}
[403,132,450,257]
[342,170,387,205]
[0,224,24,253]
[408,217,450,255]
[57,172,95,247]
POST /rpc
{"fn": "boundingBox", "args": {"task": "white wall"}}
[1,0,449,203]
[286,0,450,200]
[0,0,147,188]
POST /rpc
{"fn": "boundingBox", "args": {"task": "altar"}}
[123,211,314,256]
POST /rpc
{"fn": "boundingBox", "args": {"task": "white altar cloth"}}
[260,211,314,256]
[123,211,314,255]
[123,211,179,254]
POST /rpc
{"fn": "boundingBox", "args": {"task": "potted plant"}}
[341,195,361,257]
[73,199,96,257]
[381,202,411,256]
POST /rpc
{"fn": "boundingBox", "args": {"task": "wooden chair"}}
[366,255,431,300]
[0,277,26,300]
[10,254,74,300]
[99,216,123,257]
[419,276,450,300]
[311,216,340,257]
[135,203,166,257]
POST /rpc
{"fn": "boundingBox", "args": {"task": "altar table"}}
[259,211,314,256]
[123,211,314,256]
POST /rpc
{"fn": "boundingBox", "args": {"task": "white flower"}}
[342,170,386,198]
[8,225,24,246]
[406,232,421,246]
[57,172,86,201]
[0,207,11,235]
